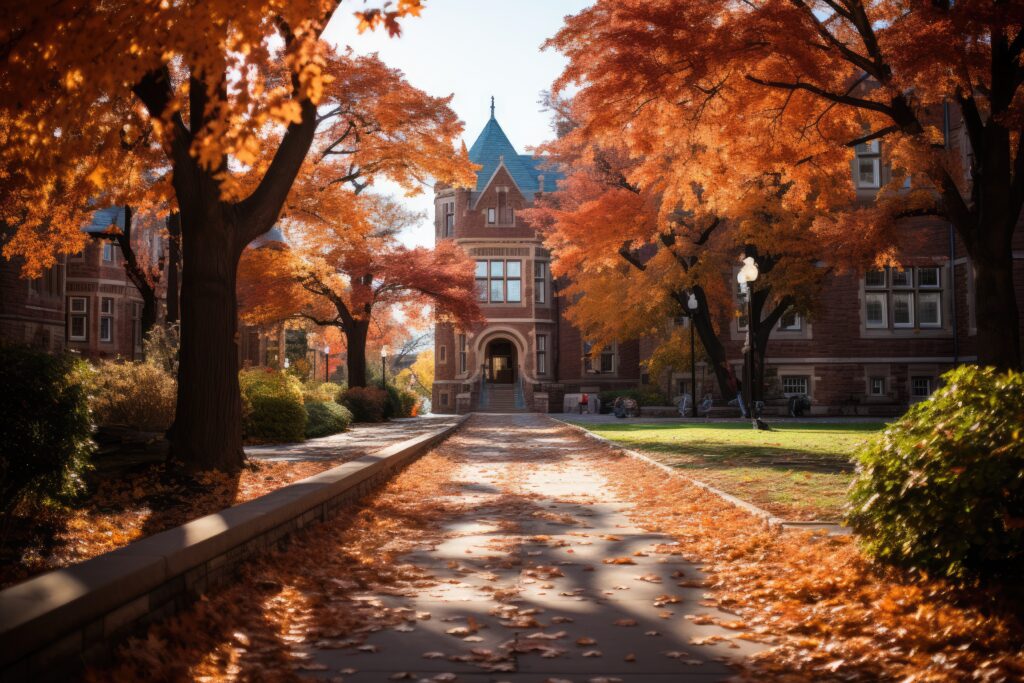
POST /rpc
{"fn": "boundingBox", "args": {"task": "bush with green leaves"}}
[847,365,1024,581]
[0,346,94,517]
[597,386,667,412]
[89,360,177,432]
[239,368,307,442]
[384,384,420,418]
[302,380,344,405]
[340,386,389,423]
[304,401,353,438]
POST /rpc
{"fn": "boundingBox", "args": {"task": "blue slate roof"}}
[81,206,126,234]
[467,110,562,197]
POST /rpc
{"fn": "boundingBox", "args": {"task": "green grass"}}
[571,421,886,521]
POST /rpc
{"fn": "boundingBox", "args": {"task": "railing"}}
[513,369,526,410]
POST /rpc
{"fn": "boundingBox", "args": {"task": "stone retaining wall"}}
[0,417,467,682]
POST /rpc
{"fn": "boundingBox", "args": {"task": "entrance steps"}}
[479,384,527,413]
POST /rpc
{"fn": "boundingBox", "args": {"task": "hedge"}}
[847,365,1024,581]
[239,368,307,442]
[305,401,353,438]
[340,386,389,423]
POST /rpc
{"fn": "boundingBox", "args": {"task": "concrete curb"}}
[550,417,850,536]
[0,416,468,682]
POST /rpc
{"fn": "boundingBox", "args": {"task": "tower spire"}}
[490,95,495,120]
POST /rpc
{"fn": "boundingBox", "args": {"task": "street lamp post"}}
[381,346,389,391]
[687,292,699,418]
[736,257,760,430]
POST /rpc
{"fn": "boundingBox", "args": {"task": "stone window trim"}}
[769,364,817,400]
[860,264,949,337]
[458,333,468,375]
[855,139,881,189]
[99,296,115,343]
[437,344,448,364]
[476,259,523,305]
[536,334,548,376]
[906,365,939,403]
[68,296,89,341]
[582,340,617,376]
[102,242,116,263]
[534,261,549,305]
[862,364,893,402]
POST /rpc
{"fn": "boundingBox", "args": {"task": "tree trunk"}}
[346,319,370,388]
[167,201,245,472]
[166,212,181,325]
[684,287,733,399]
[972,240,1021,369]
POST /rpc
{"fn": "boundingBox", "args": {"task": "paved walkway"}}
[245,414,461,462]
[308,413,764,682]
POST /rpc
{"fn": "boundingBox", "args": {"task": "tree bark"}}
[346,319,370,388]
[972,239,1021,369]
[167,195,246,471]
[166,212,181,325]
[680,287,734,400]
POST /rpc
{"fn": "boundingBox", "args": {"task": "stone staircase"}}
[480,384,526,413]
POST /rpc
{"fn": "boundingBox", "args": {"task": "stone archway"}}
[484,337,517,384]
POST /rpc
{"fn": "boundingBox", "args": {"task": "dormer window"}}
[855,140,881,189]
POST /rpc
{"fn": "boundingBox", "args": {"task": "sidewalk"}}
[245,414,461,462]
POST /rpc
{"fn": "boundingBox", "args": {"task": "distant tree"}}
[396,349,435,398]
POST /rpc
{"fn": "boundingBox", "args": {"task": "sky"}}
[323,0,592,248]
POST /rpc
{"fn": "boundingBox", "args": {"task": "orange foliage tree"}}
[239,195,481,387]
[547,0,1024,370]
[0,1,436,470]
[525,102,830,402]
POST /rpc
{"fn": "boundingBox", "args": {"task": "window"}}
[441,392,450,407]
[506,261,521,303]
[583,341,615,374]
[918,267,940,288]
[102,242,115,263]
[865,292,888,328]
[442,202,455,236]
[855,140,881,189]
[869,377,886,396]
[892,291,914,327]
[918,292,942,327]
[487,207,496,225]
[458,334,467,374]
[781,375,809,396]
[536,335,547,375]
[475,261,488,302]
[534,262,548,304]
[100,297,114,342]
[131,302,142,352]
[68,297,88,341]
[911,376,933,399]
[438,345,447,363]
[863,266,944,331]
[477,260,521,304]
[778,309,802,331]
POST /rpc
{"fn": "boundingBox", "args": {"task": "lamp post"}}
[324,345,330,383]
[381,345,389,391]
[736,257,760,429]
[687,292,699,418]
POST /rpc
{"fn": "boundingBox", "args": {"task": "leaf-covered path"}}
[299,413,763,682]
[94,413,1023,682]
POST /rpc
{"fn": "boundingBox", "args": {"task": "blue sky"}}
[323,0,591,247]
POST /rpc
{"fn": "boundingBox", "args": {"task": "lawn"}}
[568,421,887,521]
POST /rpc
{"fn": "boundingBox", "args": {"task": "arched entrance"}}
[485,338,517,383]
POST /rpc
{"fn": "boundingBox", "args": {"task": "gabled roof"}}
[467,105,562,198]
[81,206,127,235]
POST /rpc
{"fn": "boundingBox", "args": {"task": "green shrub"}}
[302,380,344,405]
[340,386,389,423]
[597,386,667,412]
[0,346,94,516]
[384,384,421,418]
[89,360,177,432]
[239,368,307,442]
[847,366,1024,581]
[305,401,353,438]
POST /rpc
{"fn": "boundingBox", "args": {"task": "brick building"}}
[1,207,163,360]
[432,103,1024,416]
